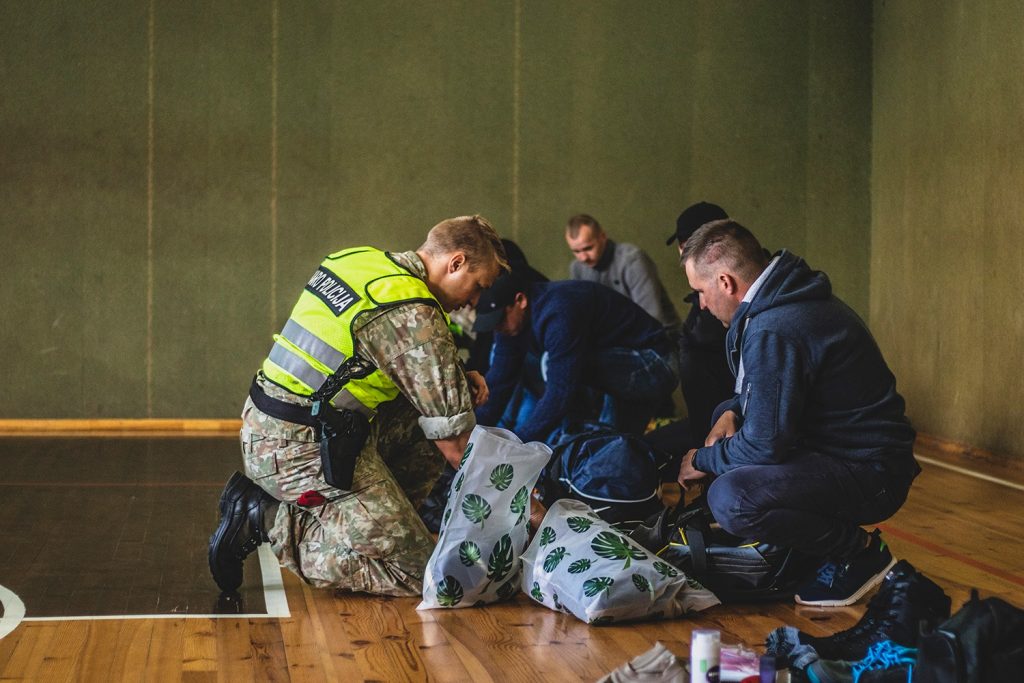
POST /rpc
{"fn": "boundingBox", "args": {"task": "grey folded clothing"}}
[597,642,687,683]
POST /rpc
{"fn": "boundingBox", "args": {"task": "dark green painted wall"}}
[871,0,1024,459]
[1,1,872,418]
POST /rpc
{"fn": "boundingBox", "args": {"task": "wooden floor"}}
[1,435,1021,682]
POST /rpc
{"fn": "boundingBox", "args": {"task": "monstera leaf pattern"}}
[567,516,594,533]
[530,581,544,602]
[539,527,556,547]
[685,576,708,591]
[652,560,679,579]
[458,541,481,567]
[631,574,652,593]
[509,486,529,524]
[583,576,615,598]
[422,427,554,612]
[486,534,514,583]
[497,579,518,601]
[488,463,514,491]
[542,547,569,573]
[591,531,647,570]
[462,494,492,528]
[437,575,464,607]
[567,558,592,574]
[459,442,473,467]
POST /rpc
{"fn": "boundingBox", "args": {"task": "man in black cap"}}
[473,274,679,443]
[662,202,737,445]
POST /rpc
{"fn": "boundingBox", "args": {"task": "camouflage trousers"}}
[241,380,443,596]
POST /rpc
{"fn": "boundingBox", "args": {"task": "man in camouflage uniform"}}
[210,215,507,597]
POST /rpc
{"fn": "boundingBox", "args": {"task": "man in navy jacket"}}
[474,273,679,443]
[678,219,918,607]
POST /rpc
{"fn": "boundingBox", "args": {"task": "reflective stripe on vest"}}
[260,247,442,417]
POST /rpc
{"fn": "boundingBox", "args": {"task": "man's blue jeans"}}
[705,451,918,560]
[573,346,679,435]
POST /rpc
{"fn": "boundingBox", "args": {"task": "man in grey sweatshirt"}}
[565,213,680,328]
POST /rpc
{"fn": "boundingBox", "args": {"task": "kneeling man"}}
[678,220,918,606]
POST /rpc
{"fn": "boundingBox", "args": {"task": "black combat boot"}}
[767,560,952,663]
[208,471,278,593]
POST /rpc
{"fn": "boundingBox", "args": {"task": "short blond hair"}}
[420,214,509,272]
[566,213,603,239]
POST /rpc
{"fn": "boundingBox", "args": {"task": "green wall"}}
[1,1,872,418]
[871,0,1024,459]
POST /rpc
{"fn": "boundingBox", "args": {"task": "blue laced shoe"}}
[796,529,896,607]
[805,640,917,683]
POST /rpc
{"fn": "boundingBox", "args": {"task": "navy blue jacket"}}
[693,251,916,475]
[477,280,667,442]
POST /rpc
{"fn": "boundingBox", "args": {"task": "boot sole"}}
[795,556,897,607]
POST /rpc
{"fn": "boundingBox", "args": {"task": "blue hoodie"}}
[477,280,669,442]
[693,251,916,475]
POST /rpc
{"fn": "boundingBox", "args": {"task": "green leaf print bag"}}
[418,426,551,610]
[521,499,720,624]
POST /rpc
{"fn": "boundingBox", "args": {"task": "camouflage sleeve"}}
[354,302,476,440]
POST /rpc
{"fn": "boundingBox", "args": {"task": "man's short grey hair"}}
[682,219,768,283]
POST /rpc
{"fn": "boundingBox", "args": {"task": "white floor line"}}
[0,583,27,639]
[21,546,289,623]
[25,612,282,622]
[916,452,1024,492]
[258,543,290,617]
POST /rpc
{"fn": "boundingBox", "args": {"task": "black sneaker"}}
[805,640,917,683]
[208,471,277,592]
[796,529,896,607]
[768,560,951,663]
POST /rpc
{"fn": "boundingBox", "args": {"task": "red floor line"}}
[878,523,1024,588]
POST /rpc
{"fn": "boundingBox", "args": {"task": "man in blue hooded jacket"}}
[677,219,919,606]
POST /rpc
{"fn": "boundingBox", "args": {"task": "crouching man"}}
[209,215,507,596]
[678,220,918,606]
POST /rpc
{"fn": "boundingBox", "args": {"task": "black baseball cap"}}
[473,271,528,333]
[665,201,728,245]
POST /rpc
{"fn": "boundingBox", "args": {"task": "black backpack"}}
[542,425,670,526]
[628,496,818,604]
[916,589,1024,683]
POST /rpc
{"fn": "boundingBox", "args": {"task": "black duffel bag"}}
[542,423,671,527]
[628,495,818,604]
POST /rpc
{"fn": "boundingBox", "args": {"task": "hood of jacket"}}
[725,250,832,373]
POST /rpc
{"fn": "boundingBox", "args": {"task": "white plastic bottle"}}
[690,629,721,683]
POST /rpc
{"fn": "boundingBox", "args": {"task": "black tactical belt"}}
[248,377,319,428]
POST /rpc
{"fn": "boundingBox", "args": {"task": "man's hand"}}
[465,370,489,408]
[434,430,472,470]
[677,448,708,491]
[705,409,740,446]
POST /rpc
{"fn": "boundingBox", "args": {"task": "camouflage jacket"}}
[345,250,475,440]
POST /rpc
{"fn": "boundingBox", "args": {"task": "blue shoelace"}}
[851,641,917,682]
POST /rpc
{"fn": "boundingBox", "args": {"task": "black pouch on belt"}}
[312,400,370,491]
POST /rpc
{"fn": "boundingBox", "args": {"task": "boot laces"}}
[851,641,916,682]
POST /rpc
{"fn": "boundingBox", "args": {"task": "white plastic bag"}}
[521,499,720,624]
[418,426,551,609]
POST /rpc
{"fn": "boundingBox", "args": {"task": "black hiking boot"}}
[208,471,278,592]
[767,560,952,663]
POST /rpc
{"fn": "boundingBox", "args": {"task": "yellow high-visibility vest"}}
[261,247,444,418]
